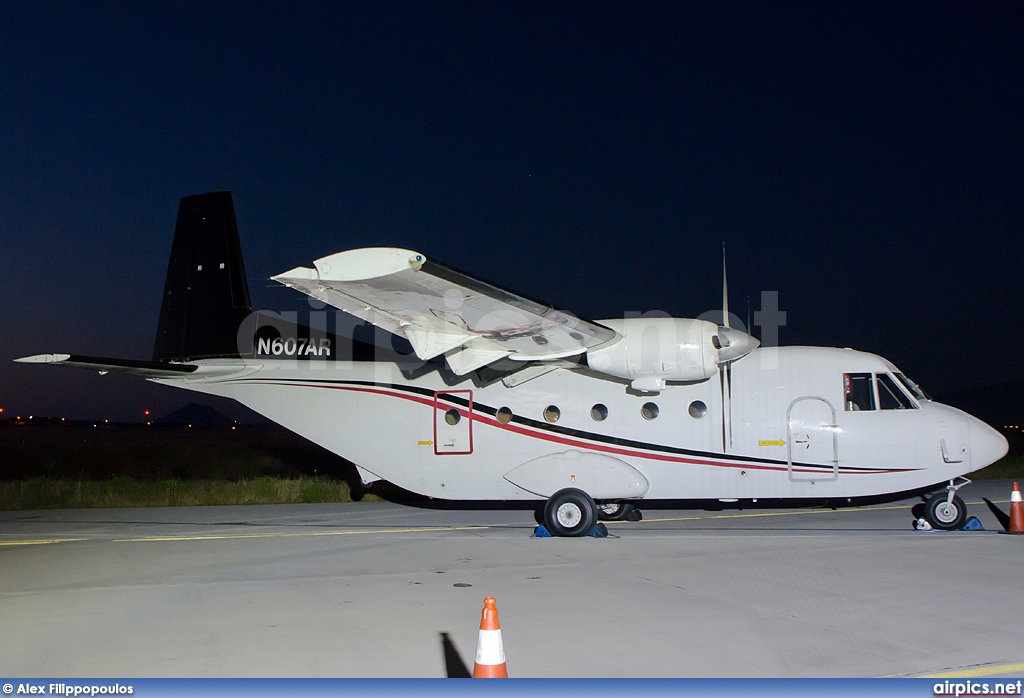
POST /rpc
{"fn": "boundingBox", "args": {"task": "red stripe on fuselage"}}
[237,380,916,475]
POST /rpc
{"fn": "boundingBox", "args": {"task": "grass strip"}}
[0,476,378,510]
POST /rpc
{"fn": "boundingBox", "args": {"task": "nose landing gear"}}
[920,477,971,530]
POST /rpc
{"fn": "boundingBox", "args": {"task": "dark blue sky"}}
[3,1,1022,421]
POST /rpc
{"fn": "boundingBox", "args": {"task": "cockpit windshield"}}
[895,372,930,401]
[877,373,916,409]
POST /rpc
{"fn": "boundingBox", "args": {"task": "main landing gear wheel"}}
[543,488,597,537]
[924,492,968,530]
[597,501,636,522]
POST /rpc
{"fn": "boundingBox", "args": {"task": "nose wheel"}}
[921,478,971,530]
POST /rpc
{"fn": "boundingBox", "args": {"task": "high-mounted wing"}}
[14,354,199,377]
[272,248,619,375]
[13,354,251,379]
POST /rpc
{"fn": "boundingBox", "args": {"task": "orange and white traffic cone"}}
[1008,482,1024,534]
[472,597,508,678]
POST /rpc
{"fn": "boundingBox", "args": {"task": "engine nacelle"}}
[586,317,757,391]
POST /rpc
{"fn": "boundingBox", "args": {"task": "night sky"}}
[2,1,1022,422]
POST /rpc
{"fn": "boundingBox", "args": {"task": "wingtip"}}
[270,266,318,283]
[14,353,72,364]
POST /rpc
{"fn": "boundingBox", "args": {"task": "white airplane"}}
[17,192,1008,535]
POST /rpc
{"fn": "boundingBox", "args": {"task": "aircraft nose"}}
[969,417,1009,469]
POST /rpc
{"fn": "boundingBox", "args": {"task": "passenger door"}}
[786,397,838,482]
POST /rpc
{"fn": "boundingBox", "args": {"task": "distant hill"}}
[157,402,235,427]
[935,380,1024,428]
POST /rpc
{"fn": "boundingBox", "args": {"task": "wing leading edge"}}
[273,248,619,375]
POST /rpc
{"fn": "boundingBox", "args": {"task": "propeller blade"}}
[722,242,730,329]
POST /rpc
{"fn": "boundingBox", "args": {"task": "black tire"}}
[924,492,968,530]
[597,501,635,521]
[543,488,597,537]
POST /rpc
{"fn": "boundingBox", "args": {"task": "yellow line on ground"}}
[0,538,88,546]
[918,662,1024,678]
[606,498,1010,525]
[607,503,903,524]
[113,525,492,543]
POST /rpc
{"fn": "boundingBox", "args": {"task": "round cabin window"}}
[590,403,609,421]
[444,408,461,426]
[641,402,659,421]
[688,400,708,419]
[544,405,561,423]
[496,407,513,424]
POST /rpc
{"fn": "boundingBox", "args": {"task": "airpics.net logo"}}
[933,680,1023,697]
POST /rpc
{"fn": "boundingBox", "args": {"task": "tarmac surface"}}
[2,479,1023,678]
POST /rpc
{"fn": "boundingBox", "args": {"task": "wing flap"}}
[272,248,619,371]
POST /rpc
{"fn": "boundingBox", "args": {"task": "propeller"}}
[714,244,758,362]
[715,245,760,451]
[720,244,733,450]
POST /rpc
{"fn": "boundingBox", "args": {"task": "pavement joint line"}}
[917,661,1024,678]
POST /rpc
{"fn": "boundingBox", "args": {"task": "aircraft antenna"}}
[722,242,730,329]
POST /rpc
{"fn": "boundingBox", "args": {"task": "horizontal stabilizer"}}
[15,354,198,378]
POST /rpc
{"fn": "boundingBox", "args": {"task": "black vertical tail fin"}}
[152,192,253,362]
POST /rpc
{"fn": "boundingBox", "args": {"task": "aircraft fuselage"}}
[164,345,1007,504]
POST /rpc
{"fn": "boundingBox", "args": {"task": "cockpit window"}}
[876,373,916,409]
[895,372,930,401]
[844,373,875,411]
